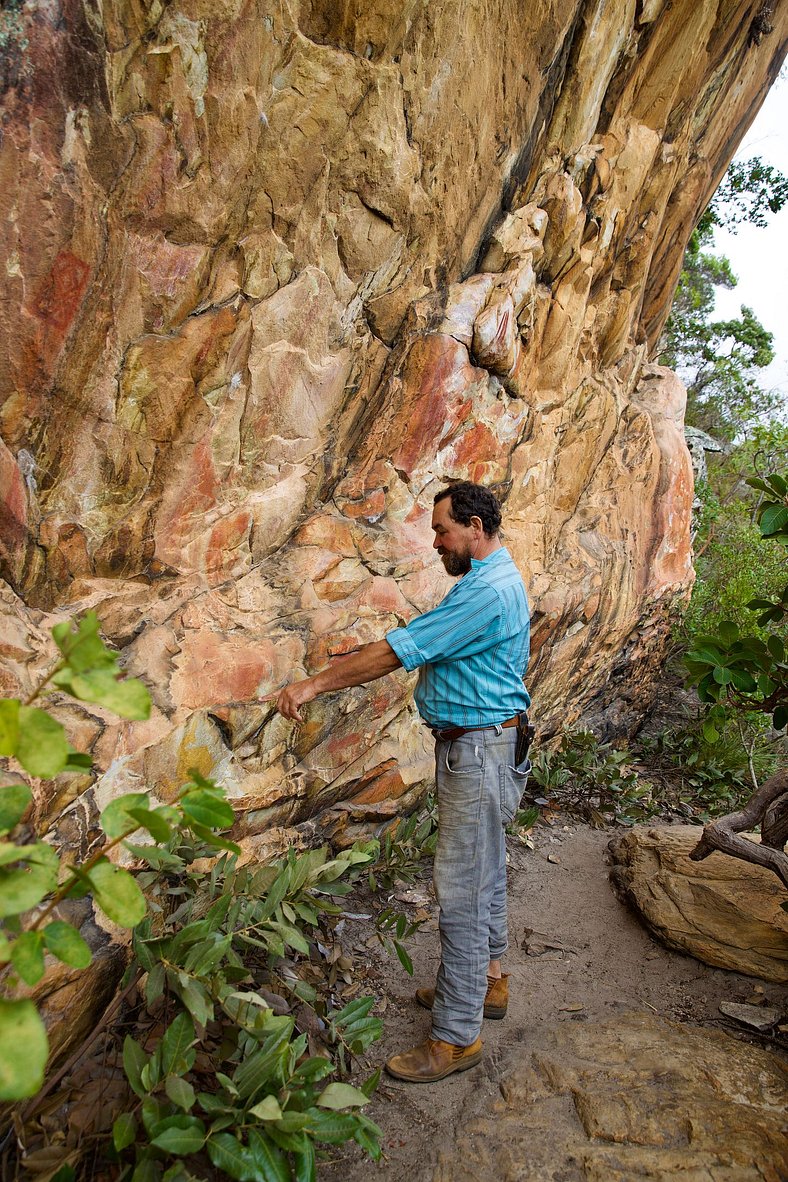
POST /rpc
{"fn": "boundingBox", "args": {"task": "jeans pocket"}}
[442,736,484,777]
[508,756,532,779]
[501,758,531,822]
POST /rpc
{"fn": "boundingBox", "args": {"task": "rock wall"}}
[1,1,786,849]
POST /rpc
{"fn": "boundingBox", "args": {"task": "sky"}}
[712,70,788,406]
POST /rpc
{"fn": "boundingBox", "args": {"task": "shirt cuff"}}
[385,626,424,672]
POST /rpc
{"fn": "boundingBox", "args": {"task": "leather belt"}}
[431,715,524,742]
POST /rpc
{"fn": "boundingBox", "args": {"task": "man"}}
[265,481,531,1083]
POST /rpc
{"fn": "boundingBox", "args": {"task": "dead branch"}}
[689,769,788,889]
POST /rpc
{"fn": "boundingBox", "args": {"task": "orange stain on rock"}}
[31,251,90,333]
[206,509,251,575]
[351,761,407,805]
[392,336,482,476]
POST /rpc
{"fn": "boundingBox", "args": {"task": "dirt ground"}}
[320,820,788,1181]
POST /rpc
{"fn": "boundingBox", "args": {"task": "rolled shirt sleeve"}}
[383,549,531,728]
[385,580,502,669]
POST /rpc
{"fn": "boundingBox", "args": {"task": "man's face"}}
[431,497,476,577]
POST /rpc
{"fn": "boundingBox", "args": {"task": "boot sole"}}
[416,992,507,1021]
[384,1049,483,1083]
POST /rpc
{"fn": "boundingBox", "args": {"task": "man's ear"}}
[469,515,484,533]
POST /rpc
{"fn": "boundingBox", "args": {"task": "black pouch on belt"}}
[515,715,535,766]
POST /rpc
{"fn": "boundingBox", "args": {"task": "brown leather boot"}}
[415,974,509,1020]
[384,1036,483,1082]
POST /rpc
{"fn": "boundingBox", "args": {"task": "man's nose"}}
[433,536,442,549]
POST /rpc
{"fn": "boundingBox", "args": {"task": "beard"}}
[440,548,472,577]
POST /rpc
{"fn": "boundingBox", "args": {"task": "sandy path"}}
[320,823,785,1180]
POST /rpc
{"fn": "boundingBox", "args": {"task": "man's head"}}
[431,482,502,576]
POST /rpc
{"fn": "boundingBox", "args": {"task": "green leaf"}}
[0,841,59,918]
[0,782,31,834]
[701,719,719,744]
[773,704,788,731]
[43,921,92,968]
[62,750,93,773]
[716,620,739,646]
[767,635,785,662]
[316,1082,371,1110]
[174,976,213,1027]
[89,860,146,927]
[66,669,151,720]
[248,1129,290,1182]
[100,792,149,839]
[184,821,241,854]
[131,1154,162,1182]
[760,503,788,537]
[123,1035,148,1098]
[165,1075,196,1111]
[181,791,235,829]
[113,1112,137,1152]
[360,1067,381,1098]
[161,1011,196,1076]
[0,998,49,1101]
[271,921,309,956]
[330,996,376,1026]
[265,1126,309,1154]
[728,667,757,694]
[292,979,317,1003]
[0,700,20,756]
[0,841,27,867]
[145,962,166,1005]
[150,1116,206,1156]
[233,1026,293,1100]
[291,1139,316,1182]
[52,612,115,670]
[353,1113,383,1160]
[207,1134,254,1181]
[393,939,414,975]
[15,707,70,778]
[141,1095,167,1136]
[291,1057,333,1085]
[303,1109,360,1143]
[127,807,172,842]
[11,931,46,985]
[248,1095,282,1121]
[124,842,185,870]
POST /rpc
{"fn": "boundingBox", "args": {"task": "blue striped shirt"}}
[385,547,530,727]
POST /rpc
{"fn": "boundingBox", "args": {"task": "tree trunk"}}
[689,770,788,889]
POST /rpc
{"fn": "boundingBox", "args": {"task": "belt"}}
[431,715,524,742]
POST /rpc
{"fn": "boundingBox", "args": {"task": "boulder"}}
[608,825,788,982]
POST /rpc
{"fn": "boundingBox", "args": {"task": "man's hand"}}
[261,640,401,723]
[262,678,316,722]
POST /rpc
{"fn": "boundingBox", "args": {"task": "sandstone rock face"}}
[1,2,786,841]
[432,1012,788,1182]
[609,826,788,982]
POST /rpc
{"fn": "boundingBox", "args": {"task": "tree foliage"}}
[698,156,788,233]
[659,155,786,441]
[685,473,788,735]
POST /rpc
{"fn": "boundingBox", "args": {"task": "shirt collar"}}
[470,546,508,570]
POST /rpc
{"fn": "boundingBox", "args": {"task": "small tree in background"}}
[651,156,788,808]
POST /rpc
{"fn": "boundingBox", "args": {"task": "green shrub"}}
[529,730,656,826]
[0,614,387,1180]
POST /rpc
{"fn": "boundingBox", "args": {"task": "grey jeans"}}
[430,725,531,1047]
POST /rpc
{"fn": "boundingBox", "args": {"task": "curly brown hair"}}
[433,482,502,537]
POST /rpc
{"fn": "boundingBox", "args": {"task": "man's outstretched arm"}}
[263,639,402,721]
